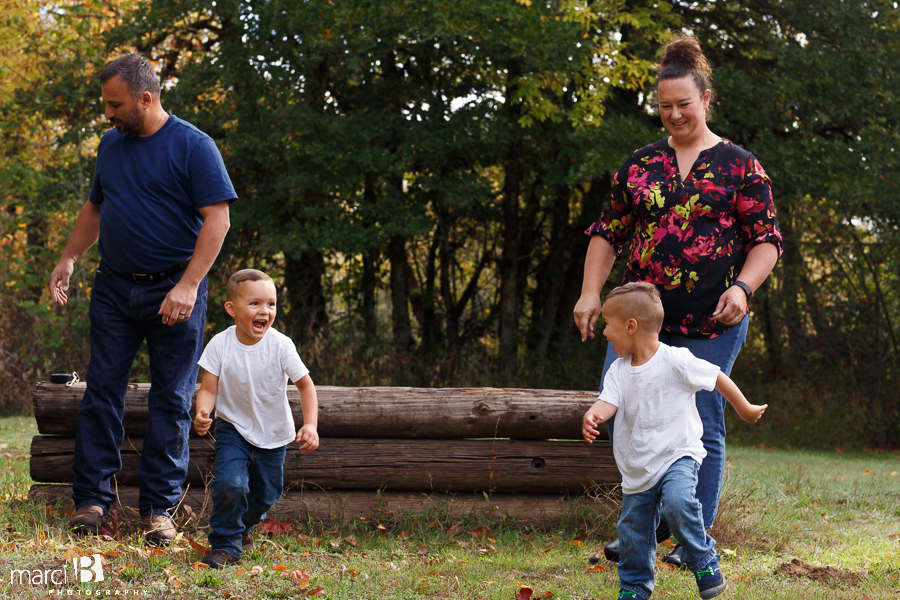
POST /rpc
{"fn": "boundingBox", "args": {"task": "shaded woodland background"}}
[1,0,898,448]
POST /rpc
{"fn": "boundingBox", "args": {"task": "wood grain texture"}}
[30,435,618,493]
[32,382,604,440]
[30,484,618,525]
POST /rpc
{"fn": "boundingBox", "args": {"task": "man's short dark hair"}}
[227,269,274,301]
[99,54,160,100]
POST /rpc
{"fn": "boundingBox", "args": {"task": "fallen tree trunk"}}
[30,484,618,525]
[32,382,603,440]
[30,436,618,493]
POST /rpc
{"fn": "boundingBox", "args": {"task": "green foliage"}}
[0,1,898,445]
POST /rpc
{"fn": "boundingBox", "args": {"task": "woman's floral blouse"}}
[586,138,783,338]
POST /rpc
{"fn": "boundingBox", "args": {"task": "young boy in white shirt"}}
[582,282,767,600]
[193,269,319,568]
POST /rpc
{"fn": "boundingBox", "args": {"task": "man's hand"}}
[49,259,75,306]
[158,280,199,325]
[296,424,319,451]
[194,410,213,436]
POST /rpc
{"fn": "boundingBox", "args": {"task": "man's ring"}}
[179,312,186,316]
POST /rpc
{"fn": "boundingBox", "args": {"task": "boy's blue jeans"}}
[603,316,748,529]
[618,457,718,600]
[208,420,287,559]
[73,263,206,516]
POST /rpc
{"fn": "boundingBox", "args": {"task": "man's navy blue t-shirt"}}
[89,114,237,274]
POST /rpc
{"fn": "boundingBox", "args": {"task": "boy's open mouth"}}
[252,318,268,333]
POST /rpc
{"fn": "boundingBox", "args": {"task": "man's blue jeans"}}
[602,316,748,529]
[73,263,207,516]
[208,420,287,559]
[618,457,718,600]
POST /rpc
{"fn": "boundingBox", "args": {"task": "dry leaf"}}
[516,588,534,600]
[447,523,465,536]
[468,525,491,538]
[185,535,210,555]
[306,586,326,597]
[192,561,209,571]
[250,565,265,577]
[344,535,358,546]
[259,519,296,535]
[396,531,413,540]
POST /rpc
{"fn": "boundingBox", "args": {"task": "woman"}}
[574,35,782,566]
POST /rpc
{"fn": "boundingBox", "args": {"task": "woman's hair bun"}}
[659,36,711,77]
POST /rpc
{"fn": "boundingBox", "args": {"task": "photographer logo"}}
[75,554,104,582]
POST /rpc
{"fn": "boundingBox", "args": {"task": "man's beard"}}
[110,109,146,138]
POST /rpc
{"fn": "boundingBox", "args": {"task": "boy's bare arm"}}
[194,371,218,436]
[582,399,618,443]
[294,374,319,451]
[715,372,767,423]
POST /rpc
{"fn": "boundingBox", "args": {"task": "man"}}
[48,54,235,544]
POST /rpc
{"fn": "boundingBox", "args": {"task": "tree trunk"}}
[498,58,524,382]
[389,233,412,354]
[283,248,328,345]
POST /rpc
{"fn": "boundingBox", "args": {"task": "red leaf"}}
[258,519,296,535]
[516,588,534,600]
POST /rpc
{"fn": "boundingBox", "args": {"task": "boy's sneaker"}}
[617,591,639,600]
[694,559,727,599]
[201,550,240,569]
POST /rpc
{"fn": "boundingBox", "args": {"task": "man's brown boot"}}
[142,513,177,546]
[69,504,104,535]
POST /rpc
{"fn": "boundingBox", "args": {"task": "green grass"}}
[0,416,898,599]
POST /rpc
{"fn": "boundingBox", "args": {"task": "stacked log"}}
[29,382,617,523]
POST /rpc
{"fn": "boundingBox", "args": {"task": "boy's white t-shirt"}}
[600,343,720,494]
[198,325,309,449]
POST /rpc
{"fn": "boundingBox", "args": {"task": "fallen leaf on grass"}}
[534,593,554,599]
[250,565,265,577]
[573,531,587,542]
[585,564,606,572]
[569,540,583,547]
[468,526,491,539]
[274,564,288,571]
[344,534,358,546]
[306,585,325,596]
[447,523,465,536]
[722,548,736,556]
[376,524,388,535]
[259,519,296,535]
[516,588,534,600]
[191,561,209,571]
[185,535,210,554]
[397,531,413,540]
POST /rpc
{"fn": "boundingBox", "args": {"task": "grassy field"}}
[0,415,897,599]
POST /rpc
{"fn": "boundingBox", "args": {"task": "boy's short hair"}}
[227,269,274,300]
[605,282,665,333]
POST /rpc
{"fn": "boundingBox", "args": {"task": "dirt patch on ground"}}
[776,558,859,585]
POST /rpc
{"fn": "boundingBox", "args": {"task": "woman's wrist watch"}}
[732,280,753,300]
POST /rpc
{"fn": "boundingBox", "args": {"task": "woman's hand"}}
[574,294,603,342]
[712,285,748,325]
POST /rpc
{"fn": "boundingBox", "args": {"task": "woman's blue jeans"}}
[208,420,287,559]
[73,264,206,516]
[602,316,748,529]
[618,457,718,600]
